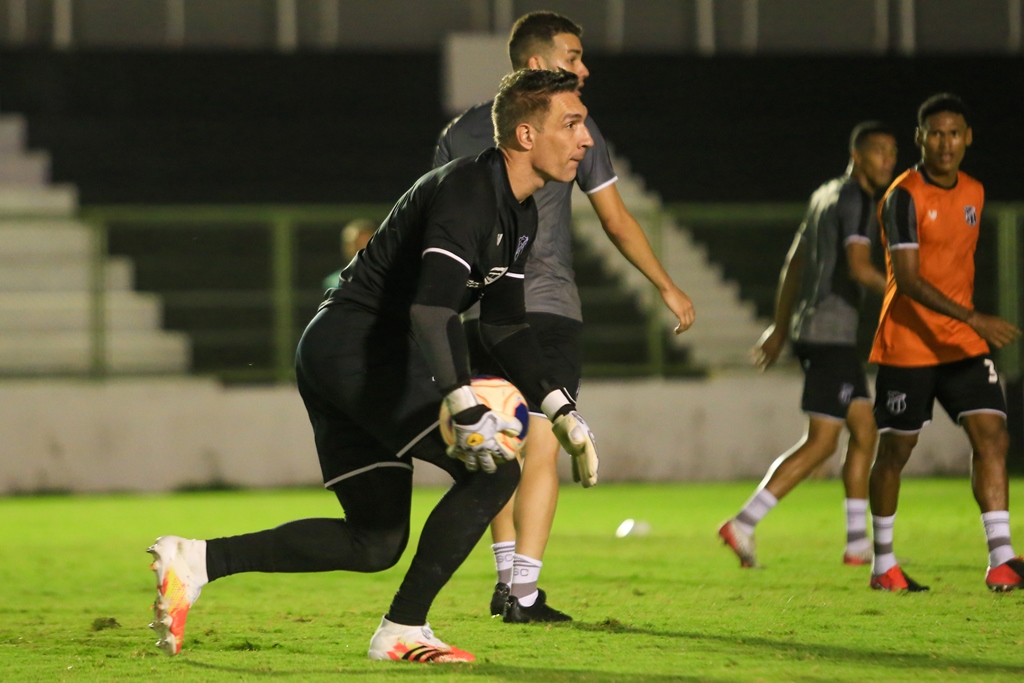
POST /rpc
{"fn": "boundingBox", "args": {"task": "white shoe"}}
[147,535,206,656]
[718,518,758,568]
[843,544,873,566]
[367,616,475,663]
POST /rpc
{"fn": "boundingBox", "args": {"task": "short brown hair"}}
[508,12,583,69]
[491,69,580,147]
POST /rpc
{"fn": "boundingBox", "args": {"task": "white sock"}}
[872,514,897,575]
[845,498,871,552]
[491,541,516,585]
[511,554,543,606]
[735,489,778,535]
[982,511,1015,568]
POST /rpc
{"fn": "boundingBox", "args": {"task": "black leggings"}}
[205,435,519,625]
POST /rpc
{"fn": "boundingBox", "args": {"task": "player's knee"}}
[848,421,878,451]
[876,434,916,469]
[972,427,1009,461]
[356,525,409,572]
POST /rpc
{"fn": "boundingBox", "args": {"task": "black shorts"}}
[874,355,1007,433]
[295,303,453,488]
[464,312,583,414]
[793,343,871,421]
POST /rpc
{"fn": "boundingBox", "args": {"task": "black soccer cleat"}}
[502,588,572,623]
[490,582,511,616]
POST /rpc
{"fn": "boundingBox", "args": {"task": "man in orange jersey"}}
[868,93,1023,593]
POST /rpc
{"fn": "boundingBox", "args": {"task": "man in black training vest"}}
[146,69,599,664]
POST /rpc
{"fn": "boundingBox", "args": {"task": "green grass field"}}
[2,479,1023,682]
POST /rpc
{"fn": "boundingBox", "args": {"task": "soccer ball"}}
[439,377,530,456]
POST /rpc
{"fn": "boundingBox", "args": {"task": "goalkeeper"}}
[146,69,598,665]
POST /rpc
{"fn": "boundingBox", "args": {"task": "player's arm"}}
[837,185,887,296]
[846,242,886,296]
[479,275,600,487]
[588,184,694,333]
[883,188,1021,348]
[754,229,805,371]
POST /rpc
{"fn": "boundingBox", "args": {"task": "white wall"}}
[0,372,971,495]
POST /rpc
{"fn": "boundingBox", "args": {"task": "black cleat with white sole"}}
[503,588,572,623]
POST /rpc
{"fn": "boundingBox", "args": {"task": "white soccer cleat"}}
[147,535,206,656]
[718,518,758,568]
[367,616,475,663]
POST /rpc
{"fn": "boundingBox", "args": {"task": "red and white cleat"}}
[843,546,873,566]
[148,536,205,656]
[985,556,1024,592]
[368,616,475,663]
[870,564,929,593]
[718,519,758,568]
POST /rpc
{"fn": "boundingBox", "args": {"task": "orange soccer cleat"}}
[148,536,205,656]
[367,617,475,663]
[985,556,1024,592]
[870,564,929,593]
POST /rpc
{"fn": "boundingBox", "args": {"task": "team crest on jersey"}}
[964,205,978,227]
[515,236,530,260]
[886,390,907,415]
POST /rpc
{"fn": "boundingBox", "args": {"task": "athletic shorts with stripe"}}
[793,343,871,421]
[295,303,455,488]
[873,354,1007,433]
[463,312,583,415]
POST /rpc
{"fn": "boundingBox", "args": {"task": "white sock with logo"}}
[982,511,1015,568]
[872,514,897,576]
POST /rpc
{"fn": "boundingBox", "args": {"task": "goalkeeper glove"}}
[542,389,599,488]
[443,385,523,474]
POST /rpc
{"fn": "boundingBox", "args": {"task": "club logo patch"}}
[514,236,530,260]
[964,205,978,227]
[886,390,907,415]
[927,210,937,221]
[838,383,854,406]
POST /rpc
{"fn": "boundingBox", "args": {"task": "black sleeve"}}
[880,186,918,250]
[837,184,873,246]
[433,122,454,169]
[421,167,495,269]
[409,252,472,395]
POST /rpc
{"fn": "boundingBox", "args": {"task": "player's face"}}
[531,92,593,183]
[539,33,589,93]
[853,133,897,192]
[916,111,972,178]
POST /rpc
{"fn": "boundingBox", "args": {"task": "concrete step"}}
[0,291,165,332]
[0,151,49,185]
[0,220,94,257]
[0,185,77,217]
[0,257,134,292]
[0,116,26,153]
[0,331,190,374]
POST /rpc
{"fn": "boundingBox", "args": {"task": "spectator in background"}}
[322,218,376,290]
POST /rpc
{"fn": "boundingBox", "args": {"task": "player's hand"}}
[752,324,787,371]
[542,389,599,488]
[444,387,523,474]
[966,312,1023,350]
[663,286,695,334]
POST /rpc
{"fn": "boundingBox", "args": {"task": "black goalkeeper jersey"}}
[323,147,536,319]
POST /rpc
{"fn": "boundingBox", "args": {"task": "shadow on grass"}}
[180,660,735,681]
[569,619,1024,675]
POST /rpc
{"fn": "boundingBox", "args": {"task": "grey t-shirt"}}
[789,175,878,345]
[434,102,618,321]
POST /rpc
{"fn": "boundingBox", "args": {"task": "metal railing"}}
[64,201,1024,383]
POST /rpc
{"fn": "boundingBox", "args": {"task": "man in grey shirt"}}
[435,11,694,623]
[718,122,896,570]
